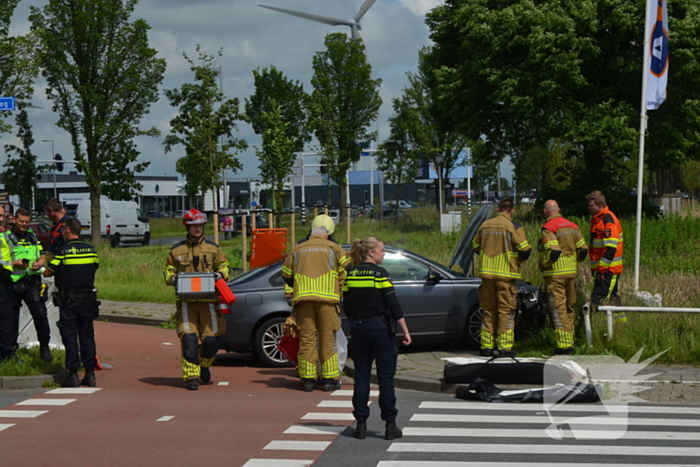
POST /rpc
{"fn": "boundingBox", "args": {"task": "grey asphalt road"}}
[313,388,700,467]
[0,389,45,409]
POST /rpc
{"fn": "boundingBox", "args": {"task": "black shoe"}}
[353,421,367,440]
[9,351,24,365]
[322,380,341,391]
[498,350,517,358]
[200,366,211,383]
[554,347,575,356]
[81,369,96,387]
[40,345,53,363]
[384,422,403,440]
[480,348,493,357]
[185,377,199,391]
[62,370,79,388]
[303,379,316,392]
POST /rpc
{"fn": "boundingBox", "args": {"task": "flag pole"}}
[634,0,655,292]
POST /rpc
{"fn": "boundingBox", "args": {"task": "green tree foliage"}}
[680,160,700,205]
[309,33,382,216]
[30,0,166,238]
[164,47,247,201]
[1,105,49,209]
[0,1,39,135]
[425,0,700,214]
[255,101,297,211]
[245,66,310,154]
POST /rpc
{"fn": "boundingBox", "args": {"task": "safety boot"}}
[322,379,341,392]
[353,421,367,440]
[200,366,211,383]
[62,370,79,388]
[303,379,316,392]
[40,345,53,363]
[479,348,493,357]
[185,377,199,391]
[554,347,575,356]
[498,350,517,358]
[81,369,96,387]
[384,422,403,440]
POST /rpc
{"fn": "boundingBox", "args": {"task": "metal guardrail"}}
[582,303,700,346]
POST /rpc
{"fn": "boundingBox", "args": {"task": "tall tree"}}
[425,0,700,208]
[309,33,382,218]
[1,105,48,208]
[680,160,700,206]
[30,0,166,239]
[255,101,297,211]
[245,66,310,155]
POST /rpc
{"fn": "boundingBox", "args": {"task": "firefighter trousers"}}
[175,301,226,380]
[479,278,516,351]
[295,301,340,381]
[545,276,576,349]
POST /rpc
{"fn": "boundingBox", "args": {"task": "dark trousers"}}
[8,278,50,346]
[350,318,398,423]
[0,283,13,360]
[58,302,97,370]
[591,270,621,305]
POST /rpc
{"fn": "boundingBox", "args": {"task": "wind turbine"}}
[258,0,377,41]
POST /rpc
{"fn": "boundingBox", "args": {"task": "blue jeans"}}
[350,318,398,423]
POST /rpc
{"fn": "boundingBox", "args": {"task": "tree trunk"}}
[89,184,103,247]
[339,180,347,224]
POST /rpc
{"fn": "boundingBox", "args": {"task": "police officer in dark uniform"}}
[43,218,100,388]
[344,236,411,441]
[7,208,52,362]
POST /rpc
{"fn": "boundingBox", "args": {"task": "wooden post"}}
[268,210,273,228]
[291,212,295,249]
[346,205,351,244]
[241,214,248,272]
[314,206,318,218]
[251,211,257,231]
[212,188,219,244]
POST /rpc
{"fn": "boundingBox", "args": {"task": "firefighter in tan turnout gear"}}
[164,209,230,390]
[539,200,588,355]
[473,199,531,357]
[282,217,349,392]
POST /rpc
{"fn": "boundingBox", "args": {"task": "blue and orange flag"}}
[646,0,669,110]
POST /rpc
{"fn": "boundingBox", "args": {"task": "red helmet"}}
[183,209,207,225]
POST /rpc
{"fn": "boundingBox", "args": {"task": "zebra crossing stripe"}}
[264,440,331,451]
[0,410,48,418]
[301,412,355,421]
[45,388,102,395]
[331,390,379,397]
[284,425,346,435]
[418,401,700,415]
[377,462,700,467]
[317,400,355,408]
[242,459,313,467]
[402,426,700,441]
[17,399,76,406]
[410,413,700,427]
[0,424,15,432]
[387,443,700,456]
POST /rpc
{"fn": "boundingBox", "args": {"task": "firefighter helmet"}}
[311,214,335,236]
[183,209,207,225]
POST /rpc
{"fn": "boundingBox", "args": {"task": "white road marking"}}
[17,399,76,406]
[301,412,355,421]
[156,416,174,422]
[45,388,102,395]
[410,413,700,427]
[331,389,378,397]
[284,425,346,435]
[242,460,313,467]
[418,401,700,415]
[377,463,700,467]
[264,440,331,451]
[317,400,355,408]
[0,424,15,432]
[162,342,175,346]
[0,410,48,418]
[387,443,700,456]
[218,382,229,386]
[402,426,700,441]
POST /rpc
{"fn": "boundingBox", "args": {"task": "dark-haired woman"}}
[344,236,411,441]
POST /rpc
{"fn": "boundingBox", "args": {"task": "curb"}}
[99,314,167,327]
[344,361,458,394]
[0,369,67,390]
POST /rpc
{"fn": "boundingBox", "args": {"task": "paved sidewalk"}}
[84,302,700,404]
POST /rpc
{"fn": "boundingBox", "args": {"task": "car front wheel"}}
[464,306,482,349]
[254,316,293,368]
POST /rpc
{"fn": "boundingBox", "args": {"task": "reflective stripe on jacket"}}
[539,215,587,278]
[589,206,624,274]
[473,212,531,280]
[8,229,44,282]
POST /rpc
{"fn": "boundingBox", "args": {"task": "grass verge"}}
[0,347,65,377]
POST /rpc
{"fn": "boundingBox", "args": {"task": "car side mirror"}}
[427,270,441,284]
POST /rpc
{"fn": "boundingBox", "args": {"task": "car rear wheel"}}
[465,306,482,349]
[142,232,150,246]
[254,316,293,368]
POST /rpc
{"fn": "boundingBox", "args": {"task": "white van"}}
[76,198,150,247]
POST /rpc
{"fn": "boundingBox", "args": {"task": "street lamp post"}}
[434,153,444,215]
[41,139,56,198]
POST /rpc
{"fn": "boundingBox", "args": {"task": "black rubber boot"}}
[81,369,96,387]
[322,379,341,391]
[62,370,79,388]
[353,421,367,440]
[479,348,493,357]
[384,422,403,440]
[40,345,53,362]
[303,379,316,392]
[200,366,211,383]
[185,377,199,391]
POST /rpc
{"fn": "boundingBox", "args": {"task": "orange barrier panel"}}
[250,228,288,269]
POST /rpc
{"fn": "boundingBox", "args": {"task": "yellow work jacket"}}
[539,215,587,278]
[164,235,230,302]
[473,212,531,280]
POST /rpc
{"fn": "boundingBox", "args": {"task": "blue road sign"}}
[0,97,16,111]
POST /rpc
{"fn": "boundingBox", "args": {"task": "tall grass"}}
[98,206,700,363]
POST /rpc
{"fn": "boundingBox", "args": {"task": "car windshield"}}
[228,267,266,285]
